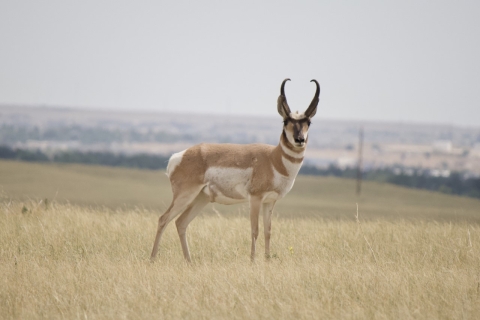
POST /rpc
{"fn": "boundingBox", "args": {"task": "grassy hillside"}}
[1,159,479,221]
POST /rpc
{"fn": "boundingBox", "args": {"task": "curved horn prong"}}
[281,78,291,96]
[277,78,292,119]
[304,79,320,118]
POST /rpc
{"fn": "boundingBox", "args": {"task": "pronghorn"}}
[151,78,320,262]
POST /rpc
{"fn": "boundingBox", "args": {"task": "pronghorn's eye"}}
[283,120,289,126]
[307,120,311,127]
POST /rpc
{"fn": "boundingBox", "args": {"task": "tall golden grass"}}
[1,201,479,319]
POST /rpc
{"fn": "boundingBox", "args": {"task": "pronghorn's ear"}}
[277,78,291,119]
[304,79,320,119]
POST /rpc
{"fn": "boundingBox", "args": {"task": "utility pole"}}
[356,127,364,196]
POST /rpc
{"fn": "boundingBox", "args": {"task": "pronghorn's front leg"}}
[249,195,262,261]
[262,201,276,259]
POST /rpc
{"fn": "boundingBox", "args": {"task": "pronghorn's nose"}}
[295,137,305,144]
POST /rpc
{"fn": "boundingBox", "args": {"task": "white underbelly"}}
[203,167,252,204]
[202,188,248,205]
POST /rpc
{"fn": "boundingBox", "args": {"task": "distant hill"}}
[1,159,479,221]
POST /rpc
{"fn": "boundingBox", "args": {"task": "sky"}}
[0,1,479,127]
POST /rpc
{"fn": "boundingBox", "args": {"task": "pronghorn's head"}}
[277,78,320,149]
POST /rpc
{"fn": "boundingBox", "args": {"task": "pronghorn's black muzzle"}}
[294,137,305,144]
[292,121,306,145]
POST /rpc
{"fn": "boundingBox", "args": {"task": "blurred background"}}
[1,1,480,198]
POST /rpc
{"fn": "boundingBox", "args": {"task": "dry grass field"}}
[1,160,480,319]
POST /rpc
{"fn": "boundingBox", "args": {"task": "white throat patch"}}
[280,139,305,158]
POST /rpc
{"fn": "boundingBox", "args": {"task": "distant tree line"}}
[0,145,50,162]
[1,145,479,199]
[0,145,169,170]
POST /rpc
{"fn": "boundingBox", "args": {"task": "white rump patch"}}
[166,149,186,178]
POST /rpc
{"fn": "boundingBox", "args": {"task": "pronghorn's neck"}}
[265,130,306,199]
[270,130,306,180]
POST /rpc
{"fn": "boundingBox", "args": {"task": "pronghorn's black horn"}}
[281,78,291,97]
[305,79,320,118]
[277,78,292,119]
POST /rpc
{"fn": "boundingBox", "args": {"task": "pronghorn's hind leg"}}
[150,185,205,261]
[175,192,209,262]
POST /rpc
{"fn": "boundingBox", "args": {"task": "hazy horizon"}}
[1,1,479,127]
[3,103,480,130]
